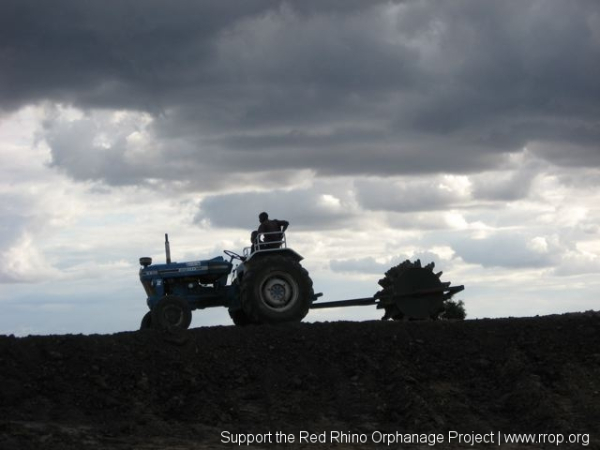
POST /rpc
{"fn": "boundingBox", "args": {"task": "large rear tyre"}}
[241,255,313,324]
[228,308,254,326]
[151,296,192,330]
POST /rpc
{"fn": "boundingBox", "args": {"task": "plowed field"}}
[1,312,599,449]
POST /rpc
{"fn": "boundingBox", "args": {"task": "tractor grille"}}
[141,280,155,297]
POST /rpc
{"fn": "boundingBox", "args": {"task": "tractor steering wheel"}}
[224,250,244,261]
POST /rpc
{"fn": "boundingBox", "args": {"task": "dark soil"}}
[1,312,599,449]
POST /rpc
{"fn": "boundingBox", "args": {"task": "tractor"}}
[138,233,464,330]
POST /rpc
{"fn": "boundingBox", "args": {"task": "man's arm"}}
[277,220,289,232]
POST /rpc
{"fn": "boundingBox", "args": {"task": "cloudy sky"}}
[1,0,599,335]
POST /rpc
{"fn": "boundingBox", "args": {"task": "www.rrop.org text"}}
[221,430,591,447]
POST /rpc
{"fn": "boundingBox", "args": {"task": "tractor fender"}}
[234,248,303,285]
[245,248,304,263]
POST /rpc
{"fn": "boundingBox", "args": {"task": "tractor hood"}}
[139,256,232,284]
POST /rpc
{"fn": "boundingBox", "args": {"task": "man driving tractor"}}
[255,211,289,250]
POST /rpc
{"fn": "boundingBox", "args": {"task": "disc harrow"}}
[310,259,464,320]
[375,259,464,320]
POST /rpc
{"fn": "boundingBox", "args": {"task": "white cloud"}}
[0,234,62,283]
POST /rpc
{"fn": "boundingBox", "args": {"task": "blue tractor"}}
[138,233,465,330]
[139,232,316,329]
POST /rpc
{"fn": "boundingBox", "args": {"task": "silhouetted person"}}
[257,212,289,249]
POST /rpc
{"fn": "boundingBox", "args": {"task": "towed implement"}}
[138,233,464,330]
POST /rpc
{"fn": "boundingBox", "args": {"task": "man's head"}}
[259,212,268,223]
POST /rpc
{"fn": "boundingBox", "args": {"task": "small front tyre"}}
[140,311,153,330]
[151,296,192,330]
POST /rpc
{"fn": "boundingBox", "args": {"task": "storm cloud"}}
[3,0,599,185]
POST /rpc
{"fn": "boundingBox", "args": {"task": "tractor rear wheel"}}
[228,308,254,326]
[152,296,192,330]
[241,255,313,324]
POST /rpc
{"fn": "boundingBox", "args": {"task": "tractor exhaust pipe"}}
[165,233,171,264]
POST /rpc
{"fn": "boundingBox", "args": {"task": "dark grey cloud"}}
[4,0,600,185]
[1,0,277,111]
[529,141,600,168]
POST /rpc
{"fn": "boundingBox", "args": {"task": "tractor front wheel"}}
[241,255,313,324]
[152,296,192,330]
[140,311,153,330]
